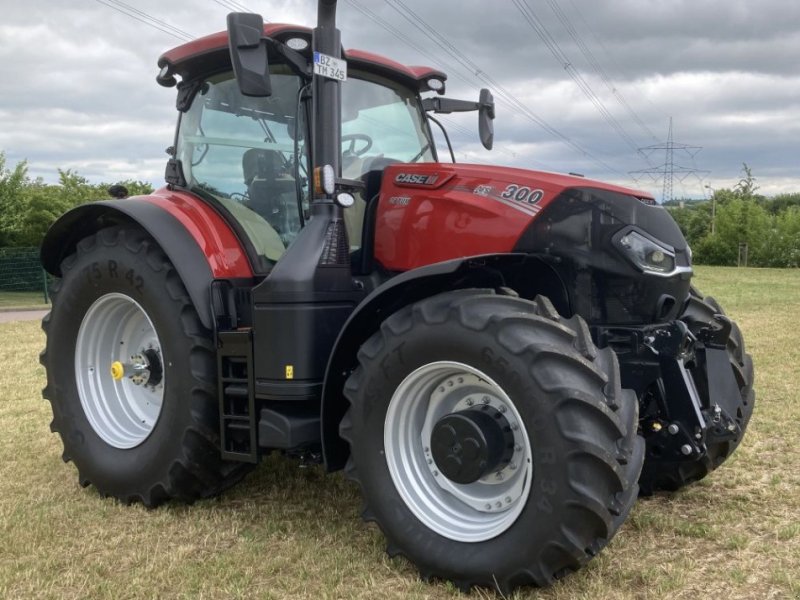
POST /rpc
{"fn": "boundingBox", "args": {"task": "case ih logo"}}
[395,173,439,186]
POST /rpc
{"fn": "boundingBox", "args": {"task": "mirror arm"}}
[422,97,480,114]
[265,38,312,80]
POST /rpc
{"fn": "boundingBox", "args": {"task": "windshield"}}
[341,74,435,179]
[340,74,434,250]
[177,67,308,269]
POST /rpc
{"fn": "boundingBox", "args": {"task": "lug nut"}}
[482,396,490,405]
[505,496,512,504]
[680,444,693,455]
[466,398,474,406]
[485,503,492,510]
[668,424,679,435]
[499,404,507,413]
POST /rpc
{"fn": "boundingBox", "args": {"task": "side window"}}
[177,69,309,270]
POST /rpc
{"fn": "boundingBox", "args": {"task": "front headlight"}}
[615,229,677,275]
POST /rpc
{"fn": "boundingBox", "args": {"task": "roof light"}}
[286,37,309,51]
[427,78,444,92]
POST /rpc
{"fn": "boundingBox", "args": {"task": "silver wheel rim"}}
[75,293,165,449]
[384,361,532,542]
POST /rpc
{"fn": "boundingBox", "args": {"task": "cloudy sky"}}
[1,0,798,201]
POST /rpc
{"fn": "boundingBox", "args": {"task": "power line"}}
[564,0,670,121]
[513,0,646,158]
[211,0,253,15]
[343,0,551,169]
[545,0,658,142]
[379,0,626,176]
[93,0,193,41]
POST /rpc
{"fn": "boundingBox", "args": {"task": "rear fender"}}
[320,253,568,471]
[40,191,254,330]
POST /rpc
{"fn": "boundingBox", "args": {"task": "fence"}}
[0,247,50,307]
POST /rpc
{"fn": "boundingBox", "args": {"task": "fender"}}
[320,253,568,471]
[40,189,254,330]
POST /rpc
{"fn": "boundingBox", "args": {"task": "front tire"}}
[340,290,644,592]
[41,226,251,506]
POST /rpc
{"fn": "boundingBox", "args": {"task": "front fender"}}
[320,253,565,471]
[41,190,254,330]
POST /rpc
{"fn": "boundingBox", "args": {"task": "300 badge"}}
[500,184,544,205]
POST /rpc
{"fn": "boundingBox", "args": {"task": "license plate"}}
[313,51,347,81]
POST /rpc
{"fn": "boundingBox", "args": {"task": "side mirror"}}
[478,89,495,150]
[227,13,272,97]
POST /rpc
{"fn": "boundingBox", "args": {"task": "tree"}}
[695,197,771,266]
[0,152,30,246]
[734,163,759,199]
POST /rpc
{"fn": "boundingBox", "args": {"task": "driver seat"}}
[242,148,292,233]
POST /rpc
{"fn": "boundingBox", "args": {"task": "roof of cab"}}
[157,23,446,91]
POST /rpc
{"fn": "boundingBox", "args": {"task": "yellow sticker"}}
[285,365,294,379]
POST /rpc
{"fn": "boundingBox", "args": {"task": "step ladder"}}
[217,330,258,463]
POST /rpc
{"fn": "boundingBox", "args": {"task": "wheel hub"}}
[75,293,165,449]
[431,409,513,484]
[384,362,533,542]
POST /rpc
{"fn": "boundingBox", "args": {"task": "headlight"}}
[616,229,677,275]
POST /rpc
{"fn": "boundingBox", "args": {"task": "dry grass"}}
[0,266,797,599]
[0,291,48,309]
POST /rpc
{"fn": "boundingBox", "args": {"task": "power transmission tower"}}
[630,118,709,203]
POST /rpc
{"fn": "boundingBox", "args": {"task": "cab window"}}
[177,67,308,270]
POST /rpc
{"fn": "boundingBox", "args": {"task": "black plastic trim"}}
[41,200,218,330]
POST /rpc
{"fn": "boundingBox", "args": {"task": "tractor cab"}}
[156,23,467,275]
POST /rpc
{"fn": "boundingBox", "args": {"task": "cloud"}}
[0,0,797,200]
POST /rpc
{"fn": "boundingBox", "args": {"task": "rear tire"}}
[41,226,251,506]
[340,290,644,592]
[638,288,755,493]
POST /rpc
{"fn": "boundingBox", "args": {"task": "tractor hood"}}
[373,162,684,273]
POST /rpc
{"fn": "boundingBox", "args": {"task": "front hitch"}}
[599,318,742,465]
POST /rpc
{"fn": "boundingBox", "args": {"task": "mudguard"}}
[41,192,253,330]
[320,253,567,471]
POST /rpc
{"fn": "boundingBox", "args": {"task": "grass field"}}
[0,290,49,309]
[1,266,798,599]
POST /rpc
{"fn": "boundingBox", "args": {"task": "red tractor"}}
[40,1,754,593]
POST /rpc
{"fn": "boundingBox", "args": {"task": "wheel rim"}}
[75,293,165,449]
[384,361,532,542]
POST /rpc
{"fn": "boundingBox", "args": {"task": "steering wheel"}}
[342,133,373,157]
